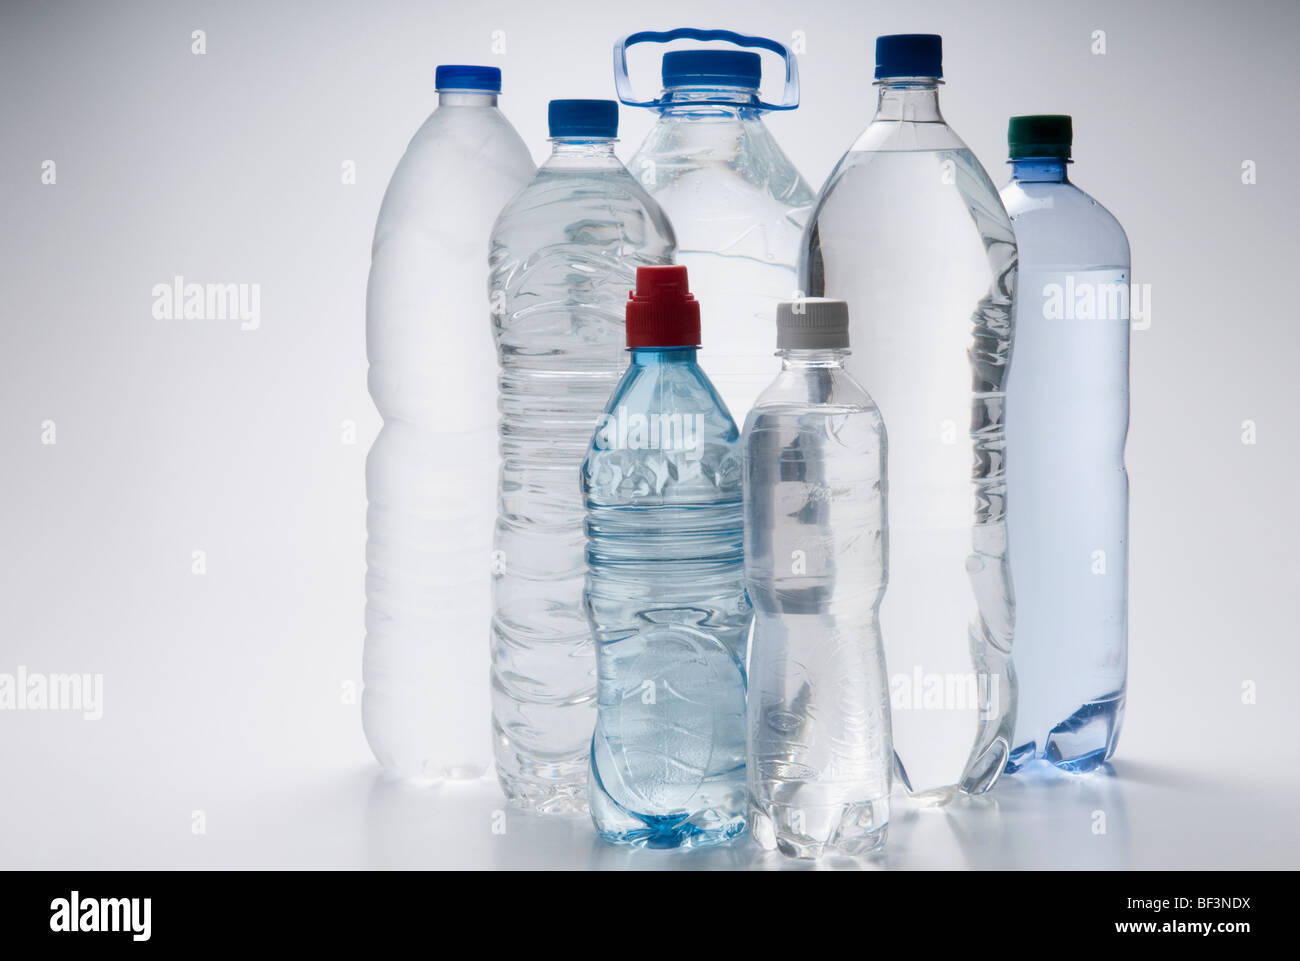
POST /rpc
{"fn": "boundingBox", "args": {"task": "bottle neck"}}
[1010,158,1070,183]
[779,348,849,368]
[630,345,698,365]
[873,78,943,122]
[437,90,498,107]
[544,139,620,170]
[658,85,761,118]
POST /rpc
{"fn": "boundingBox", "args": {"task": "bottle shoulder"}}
[600,361,737,427]
[583,359,743,503]
[627,115,816,207]
[401,105,534,180]
[1000,178,1130,267]
[491,163,676,247]
[810,129,1012,237]
[746,367,883,425]
[374,107,535,247]
[843,117,971,158]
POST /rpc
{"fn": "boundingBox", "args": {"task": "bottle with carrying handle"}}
[616,28,816,423]
[999,115,1129,774]
[489,100,675,813]
[364,65,534,780]
[800,35,1018,801]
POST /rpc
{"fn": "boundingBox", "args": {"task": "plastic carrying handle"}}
[613,27,800,111]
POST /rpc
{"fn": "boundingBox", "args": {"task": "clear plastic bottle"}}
[489,100,675,812]
[617,28,816,422]
[364,65,534,780]
[800,35,1018,800]
[743,299,891,858]
[583,265,751,849]
[999,116,1129,774]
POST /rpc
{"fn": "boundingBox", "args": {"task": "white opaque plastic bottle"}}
[800,35,1018,801]
[999,115,1130,774]
[364,65,534,780]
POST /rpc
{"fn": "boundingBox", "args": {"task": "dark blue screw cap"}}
[662,49,762,89]
[875,34,943,79]
[548,99,619,138]
[435,64,502,92]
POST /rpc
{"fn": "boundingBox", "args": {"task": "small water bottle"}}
[1000,116,1130,774]
[489,100,675,813]
[364,65,534,780]
[615,28,816,421]
[801,34,1018,801]
[583,265,751,849]
[743,299,892,857]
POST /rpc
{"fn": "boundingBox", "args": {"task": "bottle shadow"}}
[361,763,1136,869]
[933,762,1134,869]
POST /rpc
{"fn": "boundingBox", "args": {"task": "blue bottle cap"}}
[548,99,619,138]
[434,64,502,92]
[874,34,943,79]
[662,49,762,89]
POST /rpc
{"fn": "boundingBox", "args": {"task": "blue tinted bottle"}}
[999,115,1130,773]
[583,265,751,848]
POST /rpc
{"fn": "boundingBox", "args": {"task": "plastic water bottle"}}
[364,65,534,780]
[489,100,675,812]
[999,116,1129,774]
[583,265,751,848]
[616,28,816,421]
[800,35,1018,800]
[743,299,892,858]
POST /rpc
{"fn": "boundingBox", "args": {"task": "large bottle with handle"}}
[617,28,816,423]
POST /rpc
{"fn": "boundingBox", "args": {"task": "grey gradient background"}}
[1,0,1297,869]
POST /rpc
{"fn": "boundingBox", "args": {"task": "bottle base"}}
[750,797,889,859]
[589,770,747,849]
[1004,693,1125,776]
[593,811,748,850]
[494,754,591,816]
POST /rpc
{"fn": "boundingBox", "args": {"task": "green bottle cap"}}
[1008,114,1072,160]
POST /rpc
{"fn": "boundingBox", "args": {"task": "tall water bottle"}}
[489,101,675,812]
[583,265,751,849]
[999,116,1129,773]
[743,299,892,858]
[364,65,534,780]
[801,35,1018,800]
[616,28,816,420]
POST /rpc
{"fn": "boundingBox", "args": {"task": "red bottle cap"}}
[625,265,701,348]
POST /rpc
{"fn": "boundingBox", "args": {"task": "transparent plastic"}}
[801,79,1018,800]
[1000,158,1129,774]
[583,345,751,848]
[489,139,675,812]
[743,348,892,857]
[626,86,815,421]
